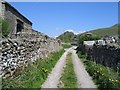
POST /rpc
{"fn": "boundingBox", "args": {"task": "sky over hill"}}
[9,2,118,38]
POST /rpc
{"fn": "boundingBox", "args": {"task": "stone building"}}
[1,1,32,38]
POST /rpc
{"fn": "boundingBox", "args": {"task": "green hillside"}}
[88,24,119,37]
[56,31,75,43]
[57,24,119,43]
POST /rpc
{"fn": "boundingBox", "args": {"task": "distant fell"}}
[57,24,119,43]
[56,31,75,43]
[88,24,119,37]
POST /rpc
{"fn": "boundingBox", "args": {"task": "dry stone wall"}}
[76,40,120,74]
[0,31,61,78]
[92,44,120,73]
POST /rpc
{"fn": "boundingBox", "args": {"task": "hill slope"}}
[57,24,119,43]
[56,31,75,43]
[88,24,119,37]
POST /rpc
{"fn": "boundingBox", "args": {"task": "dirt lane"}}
[41,48,71,88]
[71,46,97,88]
[41,46,97,89]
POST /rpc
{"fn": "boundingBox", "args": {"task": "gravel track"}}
[41,47,97,89]
[71,46,97,88]
[41,48,71,88]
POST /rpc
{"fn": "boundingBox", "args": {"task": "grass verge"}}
[60,53,77,88]
[2,49,65,88]
[62,44,72,49]
[77,51,120,90]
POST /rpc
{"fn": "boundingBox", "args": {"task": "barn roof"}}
[2,1,32,25]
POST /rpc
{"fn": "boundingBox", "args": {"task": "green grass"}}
[60,53,77,88]
[88,24,119,37]
[77,51,120,90]
[2,49,65,88]
[77,51,86,59]
[62,44,72,49]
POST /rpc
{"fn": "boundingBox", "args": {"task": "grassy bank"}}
[77,51,120,90]
[60,53,77,88]
[2,49,65,88]
[62,44,72,49]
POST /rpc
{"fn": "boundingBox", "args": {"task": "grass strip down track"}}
[60,52,77,88]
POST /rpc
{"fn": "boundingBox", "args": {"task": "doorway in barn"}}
[16,19,24,38]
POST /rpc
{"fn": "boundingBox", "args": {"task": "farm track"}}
[41,46,97,88]
[41,48,71,88]
[70,47,97,88]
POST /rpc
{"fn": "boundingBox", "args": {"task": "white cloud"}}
[54,36,58,38]
[65,29,86,35]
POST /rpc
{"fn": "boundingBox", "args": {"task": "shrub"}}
[78,34,100,44]
[1,19,10,38]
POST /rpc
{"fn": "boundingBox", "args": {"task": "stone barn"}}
[1,1,32,38]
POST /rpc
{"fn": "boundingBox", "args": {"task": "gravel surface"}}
[71,46,97,88]
[41,48,71,88]
[41,46,97,89]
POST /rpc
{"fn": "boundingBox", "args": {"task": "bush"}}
[1,19,10,37]
[77,51,86,59]
[78,34,100,44]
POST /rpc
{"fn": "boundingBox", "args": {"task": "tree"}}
[78,34,100,44]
